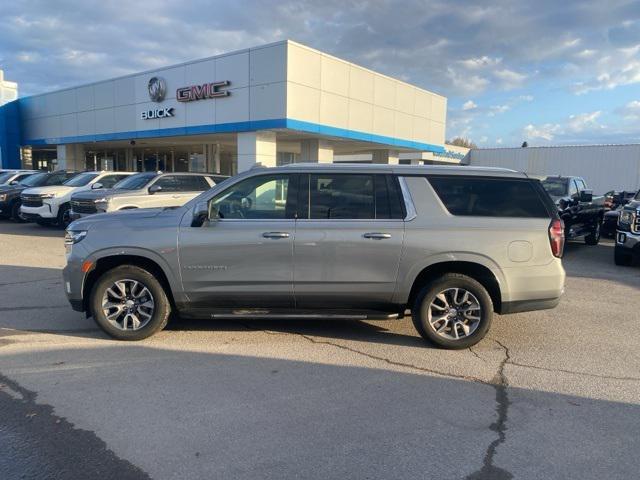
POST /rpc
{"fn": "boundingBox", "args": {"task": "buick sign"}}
[177,81,230,102]
[148,77,167,102]
[141,107,174,120]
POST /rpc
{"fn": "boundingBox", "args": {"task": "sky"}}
[1,0,639,148]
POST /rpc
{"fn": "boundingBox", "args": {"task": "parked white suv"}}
[69,172,221,220]
[21,171,134,227]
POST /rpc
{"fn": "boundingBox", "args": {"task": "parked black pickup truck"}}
[540,176,605,245]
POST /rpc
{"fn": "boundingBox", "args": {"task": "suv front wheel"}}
[412,273,493,349]
[90,265,171,340]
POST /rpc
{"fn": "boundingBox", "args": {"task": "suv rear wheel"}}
[412,273,493,349]
[90,265,171,340]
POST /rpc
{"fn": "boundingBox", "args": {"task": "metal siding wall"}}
[469,146,640,194]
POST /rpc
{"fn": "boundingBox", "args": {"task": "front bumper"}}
[21,203,56,220]
[0,200,9,215]
[69,210,95,221]
[616,229,640,254]
[62,242,91,312]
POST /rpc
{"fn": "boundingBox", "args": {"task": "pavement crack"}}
[230,320,486,382]
[468,346,486,363]
[466,338,513,480]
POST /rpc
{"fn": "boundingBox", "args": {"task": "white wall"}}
[469,145,640,194]
[286,41,446,148]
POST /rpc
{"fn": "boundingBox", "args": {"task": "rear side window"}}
[176,175,211,192]
[427,176,550,218]
[301,174,403,220]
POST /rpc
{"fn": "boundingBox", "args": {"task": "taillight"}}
[548,219,565,258]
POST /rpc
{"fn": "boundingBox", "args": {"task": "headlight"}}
[64,230,87,245]
[0,194,6,202]
[94,197,109,211]
[619,211,634,224]
[40,193,56,199]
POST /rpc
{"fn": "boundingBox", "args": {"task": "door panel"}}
[293,173,405,310]
[178,220,295,308]
[178,173,296,310]
[293,220,405,310]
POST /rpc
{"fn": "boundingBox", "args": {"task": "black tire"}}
[10,200,25,222]
[90,265,171,340]
[584,220,601,245]
[56,203,72,229]
[614,246,633,266]
[411,273,493,349]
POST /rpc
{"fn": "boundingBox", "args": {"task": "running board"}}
[211,312,401,321]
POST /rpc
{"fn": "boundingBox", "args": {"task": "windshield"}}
[63,172,99,187]
[113,173,157,190]
[19,172,48,187]
[541,178,568,196]
[0,172,15,184]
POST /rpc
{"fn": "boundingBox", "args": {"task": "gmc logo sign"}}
[177,81,230,102]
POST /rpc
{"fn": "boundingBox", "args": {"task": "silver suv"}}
[69,172,223,219]
[63,164,566,348]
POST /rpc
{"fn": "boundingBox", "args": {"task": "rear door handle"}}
[363,232,391,240]
[262,232,290,239]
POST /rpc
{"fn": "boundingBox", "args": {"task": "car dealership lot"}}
[1,221,639,480]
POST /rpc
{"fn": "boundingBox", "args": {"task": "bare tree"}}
[447,137,478,149]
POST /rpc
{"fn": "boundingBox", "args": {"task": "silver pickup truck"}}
[62,164,566,349]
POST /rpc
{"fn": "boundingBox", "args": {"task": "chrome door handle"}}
[262,232,290,239]
[363,232,391,240]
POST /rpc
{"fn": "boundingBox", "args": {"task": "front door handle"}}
[363,232,391,240]
[262,232,290,239]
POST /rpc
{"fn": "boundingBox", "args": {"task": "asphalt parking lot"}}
[1,220,639,480]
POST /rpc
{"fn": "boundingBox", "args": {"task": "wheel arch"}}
[406,260,503,313]
[82,253,177,313]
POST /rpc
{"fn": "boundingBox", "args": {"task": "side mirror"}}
[191,201,211,227]
[91,182,103,190]
[579,190,593,203]
[148,184,162,194]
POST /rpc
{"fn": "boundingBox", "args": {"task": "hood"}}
[71,188,120,201]
[67,207,176,231]
[22,185,74,196]
[0,184,26,194]
[604,209,620,218]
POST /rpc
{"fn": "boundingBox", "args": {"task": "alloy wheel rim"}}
[101,279,155,331]
[427,288,482,340]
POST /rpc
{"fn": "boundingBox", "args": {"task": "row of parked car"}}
[0,168,226,228]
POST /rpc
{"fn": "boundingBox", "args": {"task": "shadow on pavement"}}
[0,343,638,480]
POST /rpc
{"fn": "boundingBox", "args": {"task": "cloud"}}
[615,100,640,120]
[493,68,528,89]
[573,44,640,94]
[523,111,605,143]
[462,100,477,110]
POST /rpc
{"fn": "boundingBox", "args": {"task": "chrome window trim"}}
[398,176,417,221]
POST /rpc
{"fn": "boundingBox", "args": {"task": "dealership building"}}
[0,40,447,175]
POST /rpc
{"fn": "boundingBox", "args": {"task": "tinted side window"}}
[210,174,292,220]
[427,176,550,218]
[309,174,375,219]
[153,176,179,192]
[176,175,211,192]
[100,175,128,188]
[13,174,33,182]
